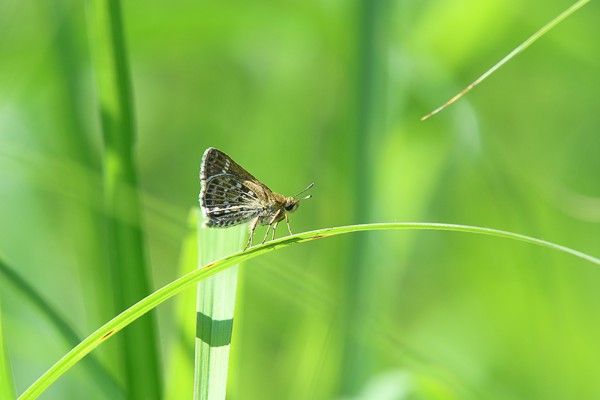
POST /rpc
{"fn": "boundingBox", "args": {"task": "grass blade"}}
[165,211,199,399]
[86,0,161,397]
[421,0,591,120]
[18,222,600,399]
[0,287,15,400]
[344,0,390,393]
[195,219,246,400]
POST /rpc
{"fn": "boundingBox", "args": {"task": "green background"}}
[1,0,600,399]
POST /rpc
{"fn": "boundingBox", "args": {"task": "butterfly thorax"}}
[258,193,298,225]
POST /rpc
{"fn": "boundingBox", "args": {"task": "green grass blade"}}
[344,0,390,393]
[165,210,199,399]
[195,218,246,400]
[18,222,600,399]
[421,0,591,120]
[0,286,15,400]
[86,0,161,398]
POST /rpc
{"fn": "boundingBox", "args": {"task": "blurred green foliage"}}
[1,0,600,399]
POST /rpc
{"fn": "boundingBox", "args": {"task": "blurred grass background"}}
[1,0,600,399]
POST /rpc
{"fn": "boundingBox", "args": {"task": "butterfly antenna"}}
[294,183,314,200]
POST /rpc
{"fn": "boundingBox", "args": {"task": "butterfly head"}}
[285,182,314,213]
[284,198,300,213]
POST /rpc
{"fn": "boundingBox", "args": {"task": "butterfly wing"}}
[200,148,270,227]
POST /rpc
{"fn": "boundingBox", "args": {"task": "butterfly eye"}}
[285,202,298,212]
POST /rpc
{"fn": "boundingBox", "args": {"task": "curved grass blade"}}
[421,0,591,121]
[19,222,600,399]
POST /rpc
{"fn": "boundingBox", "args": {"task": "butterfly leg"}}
[262,210,281,244]
[262,224,271,244]
[244,217,259,251]
[271,222,279,241]
[284,213,293,236]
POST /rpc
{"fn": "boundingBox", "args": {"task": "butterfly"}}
[199,147,313,250]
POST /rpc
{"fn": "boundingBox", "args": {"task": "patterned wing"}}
[199,148,268,227]
[201,147,262,184]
